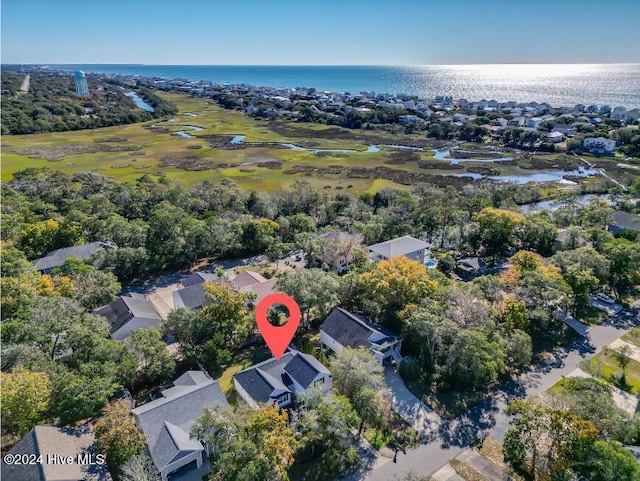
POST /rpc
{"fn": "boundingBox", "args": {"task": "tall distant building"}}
[73,70,89,95]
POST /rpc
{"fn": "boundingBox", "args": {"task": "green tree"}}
[330,347,384,399]
[583,440,640,481]
[124,328,175,386]
[563,264,599,314]
[193,404,298,481]
[164,283,252,369]
[520,218,558,256]
[605,239,640,300]
[473,208,526,261]
[445,329,506,390]
[295,392,360,475]
[94,401,147,478]
[504,398,599,480]
[614,345,632,382]
[275,268,340,325]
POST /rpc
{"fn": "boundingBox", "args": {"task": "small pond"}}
[453,167,599,185]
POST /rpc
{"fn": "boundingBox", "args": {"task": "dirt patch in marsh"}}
[450,149,504,159]
[283,164,475,188]
[418,160,464,170]
[159,156,218,171]
[384,151,422,165]
[144,125,171,133]
[269,122,358,140]
[94,137,128,143]
[13,143,141,161]
[465,165,501,175]
[519,154,580,170]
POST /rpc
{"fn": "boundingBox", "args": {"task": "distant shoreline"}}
[4,64,639,108]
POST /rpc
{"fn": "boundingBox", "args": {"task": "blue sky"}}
[2,0,640,65]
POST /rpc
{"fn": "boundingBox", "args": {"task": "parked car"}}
[596,292,616,304]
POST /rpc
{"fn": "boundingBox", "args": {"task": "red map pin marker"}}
[255,293,301,360]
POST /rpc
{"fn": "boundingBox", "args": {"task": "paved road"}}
[346,302,639,481]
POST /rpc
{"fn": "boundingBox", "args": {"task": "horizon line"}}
[4,62,640,67]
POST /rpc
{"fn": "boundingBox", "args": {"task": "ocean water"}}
[50,64,640,107]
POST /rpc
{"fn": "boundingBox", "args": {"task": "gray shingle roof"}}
[173,284,209,310]
[611,211,640,232]
[368,235,428,258]
[321,308,400,349]
[131,371,228,473]
[231,271,269,289]
[1,425,111,480]
[234,350,330,404]
[93,293,161,336]
[456,257,487,272]
[31,242,116,272]
[284,353,330,388]
[181,272,217,288]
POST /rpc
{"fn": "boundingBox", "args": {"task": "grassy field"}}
[4,91,634,193]
[575,305,608,326]
[622,328,640,348]
[581,348,640,395]
[214,345,272,403]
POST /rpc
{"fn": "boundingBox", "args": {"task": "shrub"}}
[399,356,422,381]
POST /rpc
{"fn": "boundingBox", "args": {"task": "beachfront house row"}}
[320,307,403,365]
[31,241,117,274]
[233,349,332,409]
[583,137,616,155]
[368,235,429,264]
[93,293,162,340]
[131,371,228,481]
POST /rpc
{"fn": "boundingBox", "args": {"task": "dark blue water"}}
[49,64,640,108]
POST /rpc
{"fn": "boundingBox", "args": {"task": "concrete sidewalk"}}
[456,449,510,481]
[384,367,443,436]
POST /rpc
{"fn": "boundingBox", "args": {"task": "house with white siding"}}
[233,349,331,408]
[320,308,402,365]
[368,235,429,264]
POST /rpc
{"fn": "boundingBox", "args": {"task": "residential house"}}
[317,231,364,273]
[230,270,277,305]
[611,106,627,121]
[94,293,162,340]
[233,349,332,409]
[625,108,640,123]
[400,115,426,125]
[32,241,117,274]
[455,257,487,278]
[583,137,616,155]
[173,272,218,310]
[132,371,228,481]
[1,425,111,480]
[547,131,564,143]
[551,124,576,136]
[508,116,527,127]
[320,307,403,365]
[526,117,544,129]
[368,235,429,264]
[607,211,640,235]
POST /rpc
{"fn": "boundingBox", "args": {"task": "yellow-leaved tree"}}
[358,255,438,327]
[1,366,52,435]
